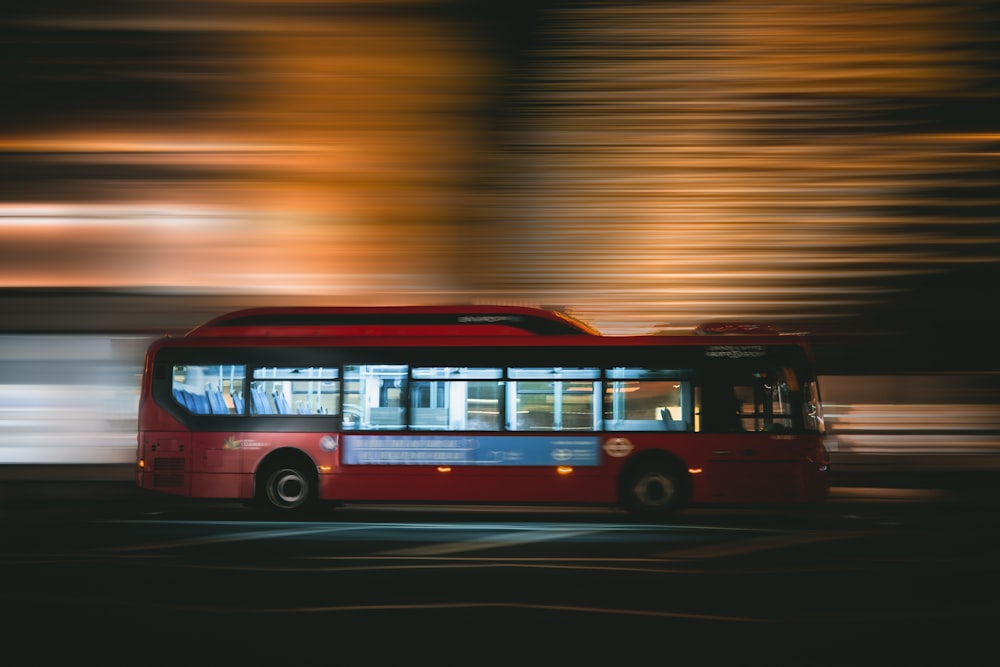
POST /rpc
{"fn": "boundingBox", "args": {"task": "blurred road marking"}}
[657,531,855,560]
[379,529,600,556]
[94,523,367,553]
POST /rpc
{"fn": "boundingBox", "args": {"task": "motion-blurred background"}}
[2,0,999,469]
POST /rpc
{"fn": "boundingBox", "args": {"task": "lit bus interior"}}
[168,362,809,436]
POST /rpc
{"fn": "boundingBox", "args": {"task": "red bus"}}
[135,305,828,517]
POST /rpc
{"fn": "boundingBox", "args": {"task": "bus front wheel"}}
[622,463,686,519]
[257,462,316,513]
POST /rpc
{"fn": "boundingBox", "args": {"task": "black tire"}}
[257,461,316,513]
[622,462,686,519]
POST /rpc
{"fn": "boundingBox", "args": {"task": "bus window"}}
[698,367,802,433]
[172,365,246,415]
[343,365,407,429]
[410,367,503,431]
[604,368,692,431]
[732,369,797,432]
[507,367,600,431]
[802,377,825,433]
[249,367,339,416]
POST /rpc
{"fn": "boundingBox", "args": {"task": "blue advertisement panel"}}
[342,434,601,467]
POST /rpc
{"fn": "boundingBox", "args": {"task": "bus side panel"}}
[700,433,829,504]
[321,466,615,505]
[610,433,827,506]
[190,432,245,499]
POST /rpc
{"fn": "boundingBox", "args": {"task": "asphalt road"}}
[3,480,999,666]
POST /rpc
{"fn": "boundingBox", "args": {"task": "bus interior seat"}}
[206,385,227,414]
[251,387,272,414]
[659,408,688,431]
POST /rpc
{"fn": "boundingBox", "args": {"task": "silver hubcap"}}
[268,469,307,508]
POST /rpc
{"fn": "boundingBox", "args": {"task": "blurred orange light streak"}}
[0,1,997,332]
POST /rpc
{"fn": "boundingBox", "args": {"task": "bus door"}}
[700,368,806,503]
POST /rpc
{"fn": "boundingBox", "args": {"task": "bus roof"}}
[185,305,602,338]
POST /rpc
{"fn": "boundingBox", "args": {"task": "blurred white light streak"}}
[0,204,238,228]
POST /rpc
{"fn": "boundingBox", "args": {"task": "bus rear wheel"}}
[623,464,686,519]
[257,462,316,513]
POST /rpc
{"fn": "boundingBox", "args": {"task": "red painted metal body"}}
[136,306,829,511]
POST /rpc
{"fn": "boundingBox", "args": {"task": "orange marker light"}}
[557,466,573,475]
[688,467,703,475]
[437,466,452,473]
